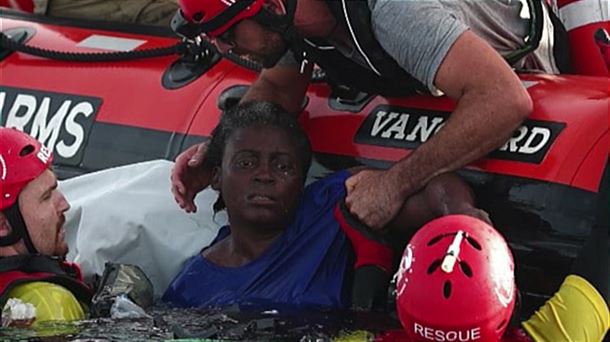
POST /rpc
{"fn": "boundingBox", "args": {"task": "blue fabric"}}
[162,171,352,310]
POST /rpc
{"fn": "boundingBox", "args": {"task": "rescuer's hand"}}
[345,169,405,230]
[171,142,211,213]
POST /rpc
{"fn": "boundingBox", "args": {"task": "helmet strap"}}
[1,200,39,255]
[253,0,301,45]
[252,0,296,33]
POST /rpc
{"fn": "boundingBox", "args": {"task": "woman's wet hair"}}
[206,101,312,213]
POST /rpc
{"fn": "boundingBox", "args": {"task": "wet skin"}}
[18,169,70,256]
[204,125,305,267]
[212,19,287,68]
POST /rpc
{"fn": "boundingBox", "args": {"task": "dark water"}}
[0,306,401,341]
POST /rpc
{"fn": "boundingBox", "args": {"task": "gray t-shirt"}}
[367,0,559,91]
[283,0,559,92]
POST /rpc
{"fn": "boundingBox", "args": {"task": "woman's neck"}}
[203,223,284,268]
[229,225,282,260]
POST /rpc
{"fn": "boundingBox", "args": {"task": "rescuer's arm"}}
[385,172,490,235]
[345,30,531,229]
[241,62,313,114]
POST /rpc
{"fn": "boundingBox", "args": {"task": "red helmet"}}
[177,0,264,37]
[395,215,515,342]
[0,127,53,211]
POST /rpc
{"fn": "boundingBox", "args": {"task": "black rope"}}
[0,31,183,62]
[0,30,263,70]
[0,30,326,81]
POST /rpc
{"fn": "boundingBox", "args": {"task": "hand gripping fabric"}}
[395,215,516,342]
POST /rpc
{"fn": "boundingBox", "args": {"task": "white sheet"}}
[60,160,227,296]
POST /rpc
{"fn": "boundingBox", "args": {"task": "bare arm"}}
[391,30,532,198]
[241,63,313,114]
[386,172,490,234]
[346,30,532,229]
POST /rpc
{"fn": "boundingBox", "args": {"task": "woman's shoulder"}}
[291,170,352,228]
[304,170,351,193]
[201,235,230,265]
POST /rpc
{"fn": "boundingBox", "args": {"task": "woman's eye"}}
[237,159,254,168]
[275,162,294,173]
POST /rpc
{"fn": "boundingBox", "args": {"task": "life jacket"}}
[296,0,426,97]
[0,255,93,309]
[293,0,567,97]
[334,201,393,311]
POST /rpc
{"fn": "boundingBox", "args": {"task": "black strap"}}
[548,5,572,73]
[351,265,390,311]
[1,201,38,254]
[338,200,389,246]
[336,200,391,311]
[334,0,425,91]
[0,255,93,306]
[504,0,545,66]
[0,255,70,276]
[303,0,425,97]
[199,0,255,34]
[0,206,23,248]
[0,31,182,62]
[253,0,296,33]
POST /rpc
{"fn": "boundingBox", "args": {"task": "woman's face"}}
[215,125,304,231]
